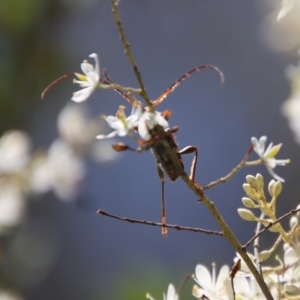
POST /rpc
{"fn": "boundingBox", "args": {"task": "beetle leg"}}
[179,146,201,189]
[157,164,167,237]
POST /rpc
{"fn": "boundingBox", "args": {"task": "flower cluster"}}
[148,236,300,300]
[238,174,287,235]
[0,103,109,232]
[145,172,298,300]
[70,54,170,144]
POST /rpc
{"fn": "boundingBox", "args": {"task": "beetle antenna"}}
[152,65,225,107]
[41,73,75,100]
[41,73,135,106]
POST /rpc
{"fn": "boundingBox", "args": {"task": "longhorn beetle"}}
[108,65,224,237]
[42,63,224,237]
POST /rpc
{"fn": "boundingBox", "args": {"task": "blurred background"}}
[0,0,300,299]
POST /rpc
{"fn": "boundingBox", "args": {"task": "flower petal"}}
[266,165,285,182]
[89,53,100,76]
[166,284,176,300]
[155,113,169,128]
[81,62,95,76]
[72,86,95,102]
[138,119,151,140]
[195,264,212,291]
[215,265,229,290]
[96,131,118,139]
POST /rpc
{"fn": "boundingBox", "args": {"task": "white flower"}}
[0,130,31,174]
[282,244,300,294]
[47,139,85,201]
[193,263,229,300]
[146,284,178,300]
[0,179,25,229]
[72,53,100,102]
[232,276,267,300]
[57,103,95,146]
[138,111,169,140]
[96,104,142,139]
[251,136,289,182]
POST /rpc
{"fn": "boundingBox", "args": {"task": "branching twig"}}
[102,69,142,96]
[243,207,300,250]
[254,212,264,275]
[110,0,153,109]
[178,169,274,300]
[229,259,241,300]
[97,209,224,235]
[203,145,253,190]
[178,274,193,296]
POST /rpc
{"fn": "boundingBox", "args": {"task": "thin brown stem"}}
[110,0,153,109]
[178,274,193,296]
[203,145,254,190]
[97,209,224,235]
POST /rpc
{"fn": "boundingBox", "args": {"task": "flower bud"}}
[243,184,260,201]
[268,180,276,196]
[238,208,256,221]
[246,175,258,189]
[285,283,300,294]
[272,181,282,197]
[258,250,271,261]
[289,216,298,229]
[255,174,264,190]
[242,197,257,208]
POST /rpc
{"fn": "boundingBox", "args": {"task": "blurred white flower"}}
[251,136,289,182]
[146,284,178,300]
[138,111,169,140]
[234,276,265,300]
[43,139,85,201]
[89,140,119,162]
[259,0,300,53]
[0,179,25,229]
[57,103,95,147]
[277,0,295,20]
[96,104,142,139]
[72,53,100,102]
[282,58,300,145]
[193,263,229,300]
[233,252,255,275]
[29,153,52,195]
[0,290,23,300]
[282,244,300,294]
[0,130,31,174]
